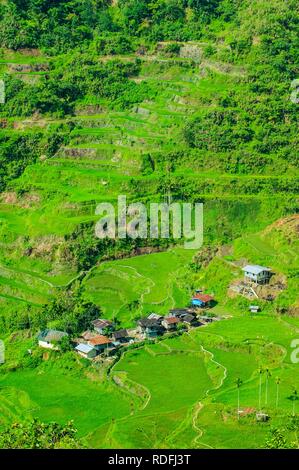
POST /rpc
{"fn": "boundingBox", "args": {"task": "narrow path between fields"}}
[186,331,227,448]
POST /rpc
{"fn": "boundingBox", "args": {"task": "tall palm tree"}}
[275,377,281,408]
[265,368,272,405]
[258,366,264,412]
[235,378,243,419]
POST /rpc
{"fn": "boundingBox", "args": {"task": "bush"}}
[163,43,181,57]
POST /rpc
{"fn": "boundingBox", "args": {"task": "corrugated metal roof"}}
[138,318,160,328]
[182,314,195,323]
[37,329,68,343]
[92,319,112,328]
[148,313,162,320]
[164,317,180,324]
[75,343,94,354]
[88,335,111,346]
[113,329,128,339]
[193,294,214,302]
[242,265,271,275]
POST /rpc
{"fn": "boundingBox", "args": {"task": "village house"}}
[75,343,97,359]
[193,318,206,326]
[242,265,272,285]
[169,308,194,319]
[191,293,214,308]
[249,305,261,313]
[112,329,130,343]
[162,316,180,331]
[147,313,163,323]
[92,319,114,334]
[181,313,196,326]
[81,330,97,341]
[88,335,112,353]
[37,329,68,350]
[198,315,214,323]
[137,318,165,338]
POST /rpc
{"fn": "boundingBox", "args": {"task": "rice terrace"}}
[0,0,298,452]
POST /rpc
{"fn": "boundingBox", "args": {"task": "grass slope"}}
[83,248,194,325]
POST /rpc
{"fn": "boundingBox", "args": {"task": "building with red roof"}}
[192,293,214,308]
[162,316,180,330]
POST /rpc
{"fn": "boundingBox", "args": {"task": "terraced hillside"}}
[0,46,298,321]
[83,248,194,326]
[0,0,298,450]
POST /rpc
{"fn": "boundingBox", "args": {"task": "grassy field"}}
[0,51,297,316]
[0,37,298,450]
[0,214,298,448]
[0,216,298,448]
[83,248,195,325]
[0,333,132,436]
[1,312,298,448]
[0,369,132,437]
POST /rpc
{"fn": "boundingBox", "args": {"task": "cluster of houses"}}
[74,319,133,359]
[37,290,219,360]
[37,264,273,360]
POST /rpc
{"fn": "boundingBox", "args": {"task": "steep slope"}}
[0,1,298,332]
[190,215,299,316]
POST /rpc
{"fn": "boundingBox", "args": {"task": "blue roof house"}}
[191,294,214,308]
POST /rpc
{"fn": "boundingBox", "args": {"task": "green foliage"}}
[0,418,82,449]
[59,334,73,352]
[163,42,180,57]
[0,133,42,190]
[141,153,155,175]
[95,34,133,55]
[2,57,150,117]
[0,127,71,190]
[0,0,298,450]
[0,0,222,53]
[265,424,297,449]
[0,0,101,53]
[41,283,101,334]
[184,109,252,151]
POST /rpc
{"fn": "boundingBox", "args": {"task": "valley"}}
[0,0,298,450]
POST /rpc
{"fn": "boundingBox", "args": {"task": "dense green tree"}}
[41,283,102,335]
[0,419,82,449]
[184,109,253,151]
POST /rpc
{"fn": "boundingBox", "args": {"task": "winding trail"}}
[191,403,213,449]
[109,344,152,411]
[0,261,90,290]
[108,330,228,448]
[186,331,227,448]
[113,261,176,313]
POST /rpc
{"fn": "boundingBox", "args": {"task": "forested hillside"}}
[0,0,298,450]
[0,0,298,328]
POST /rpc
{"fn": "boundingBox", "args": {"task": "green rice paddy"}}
[0,47,298,449]
[1,314,298,448]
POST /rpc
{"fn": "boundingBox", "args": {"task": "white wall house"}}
[242,265,272,284]
[37,329,68,350]
[75,343,97,359]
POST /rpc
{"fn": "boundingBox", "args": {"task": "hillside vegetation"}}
[0,0,298,449]
[0,0,298,328]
